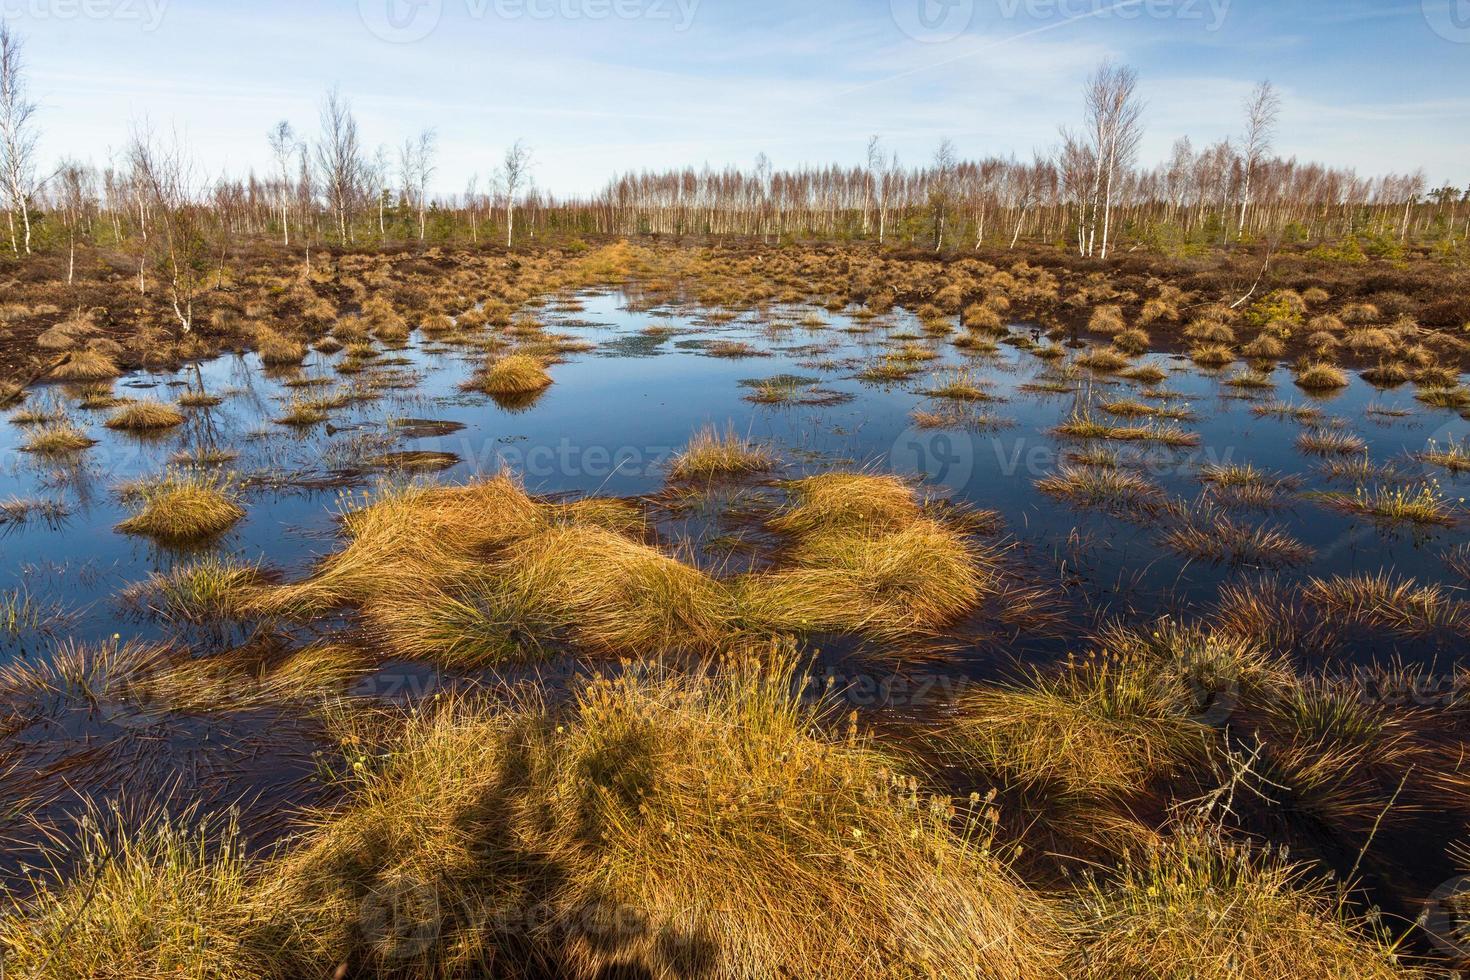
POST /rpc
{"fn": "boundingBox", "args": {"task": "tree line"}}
[2,22,1466,303]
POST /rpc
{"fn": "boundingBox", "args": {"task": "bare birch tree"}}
[499,139,531,248]
[369,144,390,241]
[1082,61,1144,259]
[128,127,207,335]
[267,120,298,247]
[0,23,38,255]
[465,173,480,243]
[930,138,957,251]
[55,159,93,284]
[866,135,898,244]
[315,87,361,245]
[1237,80,1280,236]
[400,128,436,242]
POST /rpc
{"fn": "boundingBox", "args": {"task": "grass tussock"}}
[467,353,553,396]
[921,367,994,401]
[369,524,733,664]
[21,421,95,455]
[1308,481,1460,526]
[263,477,732,662]
[1066,828,1411,979]
[1303,572,1469,636]
[668,424,775,480]
[105,400,186,432]
[0,810,276,978]
[1417,437,1470,476]
[1295,427,1366,456]
[245,653,1066,978]
[49,349,121,382]
[1294,362,1349,391]
[735,473,995,641]
[255,326,308,366]
[937,624,1269,802]
[1055,406,1199,447]
[1037,465,1161,513]
[116,471,245,543]
[124,556,267,624]
[1160,501,1314,568]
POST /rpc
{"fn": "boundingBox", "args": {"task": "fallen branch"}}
[0,352,70,408]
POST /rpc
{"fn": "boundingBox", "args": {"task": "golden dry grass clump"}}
[937,624,1289,805]
[49,349,121,382]
[668,424,775,480]
[1088,304,1127,335]
[467,353,553,396]
[266,471,998,662]
[741,473,992,641]
[105,400,187,431]
[262,476,732,663]
[0,811,277,979]
[1066,828,1415,979]
[259,475,545,617]
[116,472,245,543]
[255,653,1066,978]
[255,325,308,366]
[21,421,95,455]
[370,523,733,665]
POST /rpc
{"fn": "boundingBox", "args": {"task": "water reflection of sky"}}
[1,289,1466,666]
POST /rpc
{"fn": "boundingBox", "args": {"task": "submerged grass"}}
[1303,572,1470,635]
[1037,465,1161,514]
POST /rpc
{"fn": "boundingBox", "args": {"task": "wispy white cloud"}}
[12,0,1467,195]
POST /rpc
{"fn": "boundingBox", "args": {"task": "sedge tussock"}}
[466,353,553,396]
[767,471,922,537]
[1065,829,1414,979]
[1294,362,1349,391]
[1419,436,1470,473]
[251,654,1065,978]
[0,810,275,979]
[936,629,1236,802]
[1037,465,1161,514]
[49,349,121,382]
[369,524,733,663]
[1303,572,1470,636]
[115,471,245,543]
[1307,481,1460,526]
[122,556,268,624]
[104,400,186,431]
[1159,500,1313,568]
[668,424,775,481]
[1055,407,1199,447]
[741,518,989,640]
[21,421,95,455]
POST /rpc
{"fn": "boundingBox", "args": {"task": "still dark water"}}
[2,289,1467,667]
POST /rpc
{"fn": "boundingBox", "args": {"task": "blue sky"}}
[9,0,1469,196]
